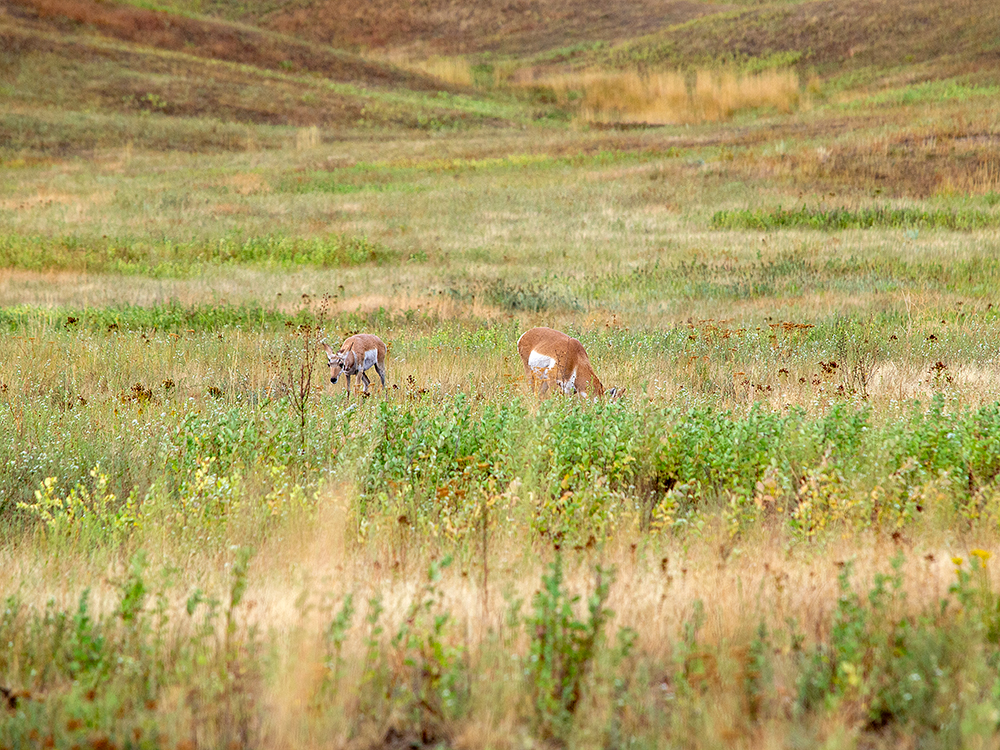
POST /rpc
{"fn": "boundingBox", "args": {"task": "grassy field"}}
[4,0,1000,747]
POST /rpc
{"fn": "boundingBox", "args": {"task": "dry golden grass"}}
[415,56,474,88]
[533,68,802,125]
[2,503,993,748]
[295,125,321,151]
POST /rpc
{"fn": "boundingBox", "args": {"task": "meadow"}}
[4,0,1000,747]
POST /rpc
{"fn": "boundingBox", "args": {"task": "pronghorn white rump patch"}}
[527,350,555,373]
[361,349,378,372]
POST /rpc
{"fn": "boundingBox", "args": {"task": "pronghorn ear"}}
[322,342,335,357]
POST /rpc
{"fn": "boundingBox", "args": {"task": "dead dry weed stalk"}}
[282,294,330,452]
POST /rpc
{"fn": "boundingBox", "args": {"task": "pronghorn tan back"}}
[517,327,606,398]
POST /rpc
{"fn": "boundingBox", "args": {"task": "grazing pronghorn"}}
[322,334,387,397]
[517,327,618,399]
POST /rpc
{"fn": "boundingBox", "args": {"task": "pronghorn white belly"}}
[361,349,378,371]
[528,350,555,375]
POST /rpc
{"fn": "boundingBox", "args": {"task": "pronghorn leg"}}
[345,374,352,397]
[360,371,371,393]
[375,361,386,388]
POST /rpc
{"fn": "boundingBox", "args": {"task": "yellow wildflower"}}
[970,549,992,564]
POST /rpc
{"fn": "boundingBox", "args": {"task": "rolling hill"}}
[1,0,998,158]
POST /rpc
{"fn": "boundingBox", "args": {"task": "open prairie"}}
[3,0,1000,747]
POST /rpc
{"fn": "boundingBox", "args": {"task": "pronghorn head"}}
[322,342,350,384]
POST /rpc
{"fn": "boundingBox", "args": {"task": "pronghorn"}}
[517,327,618,399]
[322,334,387,397]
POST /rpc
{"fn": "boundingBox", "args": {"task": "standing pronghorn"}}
[322,334,387,397]
[517,327,618,399]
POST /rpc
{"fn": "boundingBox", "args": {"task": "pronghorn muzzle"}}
[328,357,346,384]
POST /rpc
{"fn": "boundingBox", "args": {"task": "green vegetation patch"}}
[846,79,1000,108]
[0,301,288,333]
[0,300,434,334]
[0,233,394,274]
[277,171,407,195]
[8,381,1000,547]
[710,206,1000,231]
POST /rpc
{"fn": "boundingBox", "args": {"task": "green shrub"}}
[796,553,1000,740]
[388,556,469,742]
[17,466,137,551]
[359,395,521,537]
[526,554,614,743]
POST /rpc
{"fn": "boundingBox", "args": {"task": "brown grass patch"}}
[0,190,76,211]
[222,173,273,196]
[741,128,1000,198]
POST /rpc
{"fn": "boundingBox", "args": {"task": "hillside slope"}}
[0,0,542,155]
[5,0,445,89]
[130,0,1000,86]
[600,0,1000,80]
[262,0,722,56]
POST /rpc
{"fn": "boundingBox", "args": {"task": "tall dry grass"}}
[1,509,993,749]
[417,56,474,87]
[368,54,803,124]
[296,125,321,151]
[370,52,476,87]
[539,68,802,124]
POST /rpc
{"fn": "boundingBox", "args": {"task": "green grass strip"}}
[711,206,1000,231]
[0,233,394,275]
[0,301,299,333]
[0,300,431,334]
